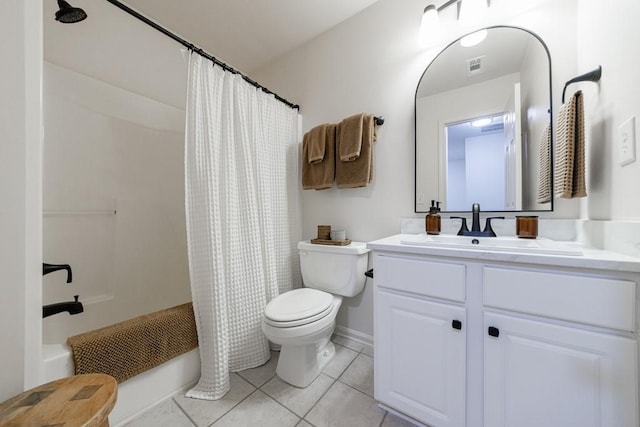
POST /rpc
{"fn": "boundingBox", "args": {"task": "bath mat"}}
[67,302,198,383]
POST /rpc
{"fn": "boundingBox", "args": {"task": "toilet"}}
[262,240,370,388]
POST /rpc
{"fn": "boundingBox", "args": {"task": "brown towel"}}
[337,113,365,161]
[67,302,197,383]
[336,114,376,188]
[537,123,552,203]
[302,124,336,190]
[306,124,327,164]
[555,90,586,198]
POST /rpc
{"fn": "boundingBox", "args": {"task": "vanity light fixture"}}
[420,0,490,47]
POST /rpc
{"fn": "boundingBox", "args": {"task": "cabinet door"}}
[484,312,638,427]
[375,289,466,427]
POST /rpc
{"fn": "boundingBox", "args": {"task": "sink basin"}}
[400,234,583,256]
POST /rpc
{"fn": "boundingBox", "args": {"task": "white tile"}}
[382,411,422,427]
[322,344,358,379]
[212,390,299,427]
[123,397,193,427]
[339,353,374,397]
[173,373,255,426]
[296,420,314,427]
[305,381,385,427]
[262,373,334,417]
[237,351,279,388]
[332,335,364,353]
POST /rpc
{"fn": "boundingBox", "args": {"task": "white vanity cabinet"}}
[369,235,640,427]
[484,312,637,427]
[374,255,467,427]
[483,266,638,427]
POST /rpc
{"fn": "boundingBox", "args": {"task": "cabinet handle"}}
[488,326,500,337]
[452,319,462,330]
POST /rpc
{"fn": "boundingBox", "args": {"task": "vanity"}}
[368,234,640,427]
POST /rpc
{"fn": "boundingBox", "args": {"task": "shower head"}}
[55,0,87,23]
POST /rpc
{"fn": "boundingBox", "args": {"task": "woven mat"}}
[67,302,198,383]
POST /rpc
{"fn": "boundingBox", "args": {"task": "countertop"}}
[368,234,640,273]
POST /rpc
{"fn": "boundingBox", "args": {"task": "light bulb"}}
[420,5,441,47]
[460,29,488,47]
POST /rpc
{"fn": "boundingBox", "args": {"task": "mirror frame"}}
[414,25,554,213]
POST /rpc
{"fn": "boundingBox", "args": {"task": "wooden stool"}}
[0,373,117,427]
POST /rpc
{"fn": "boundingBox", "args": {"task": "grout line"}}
[379,411,388,427]
[172,395,198,426]
[299,342,362,423]
[203,376,258,427]
[258,388,302,424]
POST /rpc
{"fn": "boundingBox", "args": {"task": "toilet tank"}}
[298,241,370,297]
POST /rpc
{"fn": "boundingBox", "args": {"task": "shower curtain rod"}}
[104,0,300,110]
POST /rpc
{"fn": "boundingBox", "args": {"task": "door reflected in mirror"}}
[415,26,553,213]
[445,113,509,211]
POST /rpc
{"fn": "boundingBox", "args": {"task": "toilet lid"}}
[265,288,333,323]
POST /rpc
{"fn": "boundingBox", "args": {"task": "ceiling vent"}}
[466,55,486,76]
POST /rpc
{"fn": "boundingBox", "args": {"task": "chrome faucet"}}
[451,203,504,237]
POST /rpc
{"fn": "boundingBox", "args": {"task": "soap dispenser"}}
[426,200,441,235]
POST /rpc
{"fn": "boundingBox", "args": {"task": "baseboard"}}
[333,325,374,347]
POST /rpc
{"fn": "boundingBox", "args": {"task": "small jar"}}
[516,216,538,239]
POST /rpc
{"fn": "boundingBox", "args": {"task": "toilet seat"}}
[264,288,334,328]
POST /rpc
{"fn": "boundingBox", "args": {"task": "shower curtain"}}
[184,54,301,400]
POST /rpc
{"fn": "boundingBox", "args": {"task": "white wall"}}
[0,1,42,399]
[43,0,187,110]
[42,63,190,343]
[254,0,580,337]
[576,0,640,220]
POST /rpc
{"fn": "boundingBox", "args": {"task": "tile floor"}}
[122,336,418,427]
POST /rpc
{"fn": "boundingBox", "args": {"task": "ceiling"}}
[121,0,382,73]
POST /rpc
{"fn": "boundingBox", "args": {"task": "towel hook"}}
[562,65,602,103]
[374,116,385,126]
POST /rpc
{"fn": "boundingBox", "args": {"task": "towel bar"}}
[374,116,384,126]
[562,65,602,103]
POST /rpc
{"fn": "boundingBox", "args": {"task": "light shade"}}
[420,5,441,47]
[459,0,488,26]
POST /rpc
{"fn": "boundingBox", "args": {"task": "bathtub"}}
[43,343,200,426]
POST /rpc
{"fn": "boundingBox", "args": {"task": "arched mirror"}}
[415,26,553,213]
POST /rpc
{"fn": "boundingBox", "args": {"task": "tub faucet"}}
[43,263,72,283]
[43,295,84,318]
[451,203,505,237]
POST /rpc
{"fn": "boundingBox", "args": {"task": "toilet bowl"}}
[262,241,369,388]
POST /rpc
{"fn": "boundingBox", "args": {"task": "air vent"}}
[466,55,486,76]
